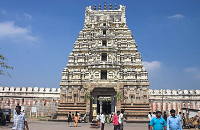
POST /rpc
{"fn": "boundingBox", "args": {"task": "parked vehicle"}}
[0,109,6,125]
[3,109,11,122]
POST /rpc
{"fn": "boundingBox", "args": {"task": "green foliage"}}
[84,90,90,102]
[0,51,13,77]
[117,91,122,102]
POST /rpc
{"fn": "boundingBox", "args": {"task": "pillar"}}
[100,101,103,114]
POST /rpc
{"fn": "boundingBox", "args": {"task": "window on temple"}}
[103,23,106,26]
[101,70,107,80]
[102,40,107,46]
[103,30,106,35]
[101,53,107,61]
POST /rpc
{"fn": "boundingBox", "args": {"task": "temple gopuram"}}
[56,3,150,122]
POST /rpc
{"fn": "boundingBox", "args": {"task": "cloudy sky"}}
[0,0,200,90]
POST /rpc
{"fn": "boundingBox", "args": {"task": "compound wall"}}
[0,87,199,117]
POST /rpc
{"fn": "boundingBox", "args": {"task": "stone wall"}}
[149,89,200,116]
[0,87,60,117]
[0,87,200,117]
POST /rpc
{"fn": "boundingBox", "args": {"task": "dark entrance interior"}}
[103,101,111,114]
[97,100,111,115]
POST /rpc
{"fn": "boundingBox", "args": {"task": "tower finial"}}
[115,3,117,10]
[104,1,106,10]
[109,3,112,10]
[94,4,96,10]
[98,4,101,10]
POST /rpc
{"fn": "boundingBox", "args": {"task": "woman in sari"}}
[182,113,186,128]
[74,111,79,127]
[106,114,110,124]
[68,112,72,127]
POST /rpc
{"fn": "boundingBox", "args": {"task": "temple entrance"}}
[102,101,111,114]
[97,97,112,114]
[90,88,117,121]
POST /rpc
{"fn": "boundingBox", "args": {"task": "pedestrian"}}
[177,112,182,121]
[167,109,182,130]
[150,111,166,130]
[148,112,152,130]
[96,113,100,126]
[163,111,167,122]
[152,112,156,119]
[113,111,120,130]
[12,105,29,130]
[106,114,110,124]
[119,110,124,130]
[182,113,186,128]
[68,112,72,127]
[101,111,105,130]
[84,113,86,123]
[74,111,79,127]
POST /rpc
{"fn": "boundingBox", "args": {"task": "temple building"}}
[56,3,150,122]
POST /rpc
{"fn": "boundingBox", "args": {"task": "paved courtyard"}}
[1,121,148,130]
[0,121,198,130]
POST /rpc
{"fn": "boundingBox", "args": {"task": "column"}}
[99,101,103,114]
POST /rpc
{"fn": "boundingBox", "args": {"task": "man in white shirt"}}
[101,111,105,130]
[152,112,156,119]
[148,112,152,130]
[12,105,29,130]
[96,113,100,126]
[119,110,124,130]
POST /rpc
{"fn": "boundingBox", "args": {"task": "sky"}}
[0,0,200,90]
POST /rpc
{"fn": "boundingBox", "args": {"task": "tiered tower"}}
[56,3,150,122]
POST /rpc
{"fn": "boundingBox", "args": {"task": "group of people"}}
[67,111,81,127]
[96,110,124,130]
[148,109,184,130]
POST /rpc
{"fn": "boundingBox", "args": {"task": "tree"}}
[0,51,13,77]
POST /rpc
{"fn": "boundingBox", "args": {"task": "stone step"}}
[121,103,149,105]
[121,105,150,108]
[123,108,150,110]
[56,111,86,115]
[56,110,86,112]
[59,104,86,107]
[124,113,149,116]
[59,102,86,105]
[124,110,149,113]
[57,107,86,110]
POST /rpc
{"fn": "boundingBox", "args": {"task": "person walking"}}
[182,113,186,128]
[167,109,182,130]
[113,111,120,130]
[119,110,124,130]
[101,111,105,130]
[148,112,152,130]
[12,105,29,130]
[152,112,156,119]
[163,111,167,122]
[83,113,86,123]
[74,111,79,127]
[150,111,166,130]
[68,112,72,127]
[96,113,100,126]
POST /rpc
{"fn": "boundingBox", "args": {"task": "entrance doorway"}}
[103,101,111,114]
[97,100,111,114]
[90,88,117,121]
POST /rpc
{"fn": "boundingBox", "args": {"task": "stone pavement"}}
[1,121,148,130]
[0,121,198,130]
